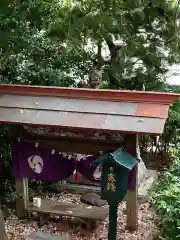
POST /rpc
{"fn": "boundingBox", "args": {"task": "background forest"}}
[0,0,180,239]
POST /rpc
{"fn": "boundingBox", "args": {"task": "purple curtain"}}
[76,153,102,183]
[11,139,102,182]
[12,140,75,182]
[11,139,136,187]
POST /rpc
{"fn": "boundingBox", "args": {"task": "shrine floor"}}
[5,192,158,240]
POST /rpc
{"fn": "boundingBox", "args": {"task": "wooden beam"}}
[10,129,122,154]
[10,125,123,152]
[15,178,29,219]
[124,134,138,230]
[25,138,120,154]
[0,83,179,104]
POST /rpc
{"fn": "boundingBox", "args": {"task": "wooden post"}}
[15,178,29,219]
[126,170,138,230]
[124,134,138,230]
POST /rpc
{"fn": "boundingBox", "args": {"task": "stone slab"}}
[27,232,70,240]
[138,170,158,204]
[138,159,147,186]
[27,199,108,221]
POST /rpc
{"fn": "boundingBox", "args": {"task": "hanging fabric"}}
[73,154,80,184]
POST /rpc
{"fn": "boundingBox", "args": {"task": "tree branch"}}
[104,34,122,59]
[103,0,112,11]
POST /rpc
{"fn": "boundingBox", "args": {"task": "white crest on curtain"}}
[93,164,102,180]
[28,155,44,174]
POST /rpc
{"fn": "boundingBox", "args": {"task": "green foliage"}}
[159,100,180,151]
[0,124,15,207]
[47,0,179,89]
[149,148,180,240]
[0,0,91,86]
[0,0,179,89]
[166,84,180,93]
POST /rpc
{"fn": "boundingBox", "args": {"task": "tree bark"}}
[104,35,121,89]
[0,209,8,240]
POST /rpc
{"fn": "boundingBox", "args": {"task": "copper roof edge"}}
[0,84,179,104]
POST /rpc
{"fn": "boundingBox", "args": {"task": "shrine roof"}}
[0,84,179,135]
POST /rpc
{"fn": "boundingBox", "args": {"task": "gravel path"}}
[5,192,158,240]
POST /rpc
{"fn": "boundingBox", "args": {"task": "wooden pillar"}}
[124,134,138,230]
[15,178,29,219]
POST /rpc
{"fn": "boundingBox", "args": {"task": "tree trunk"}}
[0,209,8,240]
[104,35,121,89]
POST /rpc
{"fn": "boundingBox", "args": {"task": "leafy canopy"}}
[0,0,179,89]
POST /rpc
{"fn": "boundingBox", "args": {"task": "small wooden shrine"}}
[0,84,178,235]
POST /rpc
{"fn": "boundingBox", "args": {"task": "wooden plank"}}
[0,94,138,116]
[0,94,169,118]
[0,107,165,134]
[15,178,29,219]
[27,199,108,221]
[124,134,138,230]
